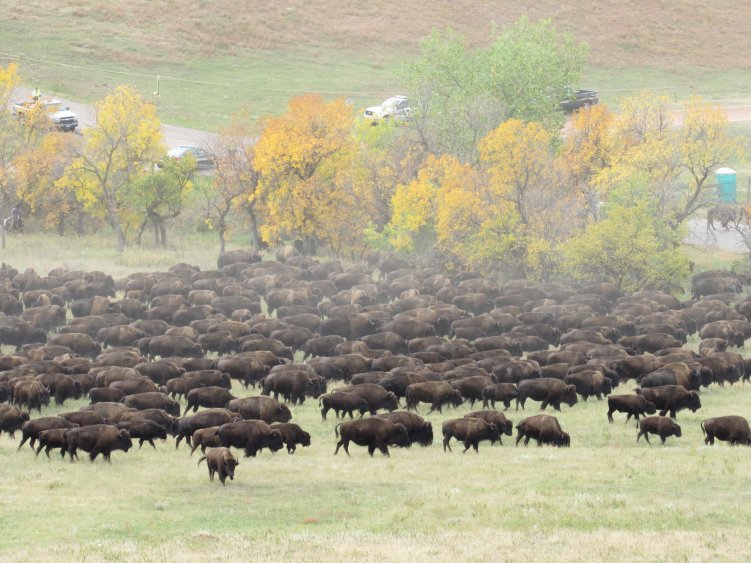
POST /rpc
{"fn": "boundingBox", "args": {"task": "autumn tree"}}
[561,103,620,221]
[599,92,741,234]
[14,132,81,234]
[254,94,353,254]
[60,85,164,251]
[564,177,690,292]
[0,63,21,209]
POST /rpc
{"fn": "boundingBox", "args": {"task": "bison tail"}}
[700,420,706,436]
[197,456,207,466]
[334,423,341,438]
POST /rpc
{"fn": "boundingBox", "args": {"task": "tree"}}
[0,63,21,210]
[486,17,588,131]
[403,29,506,162]
[125,156,195,246]
[600,92,742,234]
[254,94,353,253]
[14,132,80,234]
[60,85,164,251]
[564,177,690,292]
[403,19,587,161]
[211,110,262,251]
[477,118,577,279]
[561,103,620,221]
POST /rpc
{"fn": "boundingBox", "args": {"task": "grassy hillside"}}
[3,1,751,129]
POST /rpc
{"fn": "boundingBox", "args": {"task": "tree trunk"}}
[248,210,260,251]
[136,219,148,245]
[159,222,167,246]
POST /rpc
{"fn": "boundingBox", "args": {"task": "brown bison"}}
[270,422,311,454]
[515,414,570,447]
[481,383,519,410]
[635,386,701,419]
[198,447,239,485]
[606,394,657,425]
[0,404,30,438]
[516,378,578,411]
[226,396,292,424]
[405,381,463,413]
[636,416,682,445]
[442,418,500,453]
[319,392,369,421]
[334,417,410,456]
[62,424,133,462]
[465,410,513,443]
[377,411,434,447]
[701,415,751,446]
[216,420,285,457]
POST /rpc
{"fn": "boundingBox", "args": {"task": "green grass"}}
[2,378,751,560]
[0,234,748,558]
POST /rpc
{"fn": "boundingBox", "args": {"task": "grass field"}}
[4,2,751,129]
[2,371,751,560]
[0,234,748,559]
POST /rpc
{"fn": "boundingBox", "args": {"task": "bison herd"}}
[1,254,751,485]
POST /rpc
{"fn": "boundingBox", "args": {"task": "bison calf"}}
[637,416,682,445]
[606,394,657,426]
[198,447,239,485]
[442,418,500,453]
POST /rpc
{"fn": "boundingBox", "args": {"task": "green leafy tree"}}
[564,176,690,292]
[125,156,195,246]
[404,19,587,161]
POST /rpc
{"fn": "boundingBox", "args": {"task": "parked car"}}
[363,95,411,124]
[13,98,79,132]
[164,146,215,169]
[559,87,599,112]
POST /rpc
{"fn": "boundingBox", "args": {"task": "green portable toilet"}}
[716,167,737,203]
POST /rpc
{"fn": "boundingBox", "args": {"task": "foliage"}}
[486,17,588,130]
[254,94,353,251]
[60,85,165,251]
[125,156,195,246]
[208,110,261,252]
[561,103,620,220]
[403,19,587,161]
[14,132,80,234]
[564,177,690,292]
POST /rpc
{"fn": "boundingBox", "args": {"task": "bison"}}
[635,386,701,419]
[442,418,500,453]
[62,424,133,462]
[405,381,463,413]
[516,378,578,411]
[334,417,410,457]
[701,415,751,446]
[606,394,657,425]
[198,447,239,485]
[515,414,570,447]
[636,416,682,445]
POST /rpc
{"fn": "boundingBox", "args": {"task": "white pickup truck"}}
[13,98,79,132]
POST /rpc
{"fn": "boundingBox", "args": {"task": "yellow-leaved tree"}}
[60,85,164,251]
[254,94,353,254]
[0,63,21,208]
[477,118,579,279]
[561,103,620,221]
[14,132,80,234]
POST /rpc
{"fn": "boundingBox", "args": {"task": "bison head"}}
[688,391,702,412]
[563,385,579,407]
[671,422,683,438]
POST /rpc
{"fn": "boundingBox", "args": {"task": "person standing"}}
[32,87,41,101]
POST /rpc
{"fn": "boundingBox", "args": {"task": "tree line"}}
[0,18,742,291]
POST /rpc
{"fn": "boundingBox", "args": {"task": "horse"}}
[3,216,23,234]
[706,204,739,232]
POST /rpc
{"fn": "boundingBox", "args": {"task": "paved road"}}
[12,88,216,150]
[685,218,750,254]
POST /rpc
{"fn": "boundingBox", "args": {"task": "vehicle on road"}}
[163,145,215,170]
[559,87,599,112]
[13,98,79,132]
[363,95,411,124]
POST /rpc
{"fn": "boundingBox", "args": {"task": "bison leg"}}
[147,439,156,449]
[482,399,490,409]
[377,441,389,457]
[320,407,328,421]
[443,435,452,452]
[660,435,667,445]
[367,444,376,456]
[607,408,615,423]
[190,443,199,456]
[705,434,714,445]
[515,432,524,446]
[34,443,43,457]
[175,434,184,449]
[209,467,215,481]
[287,444,296,454]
